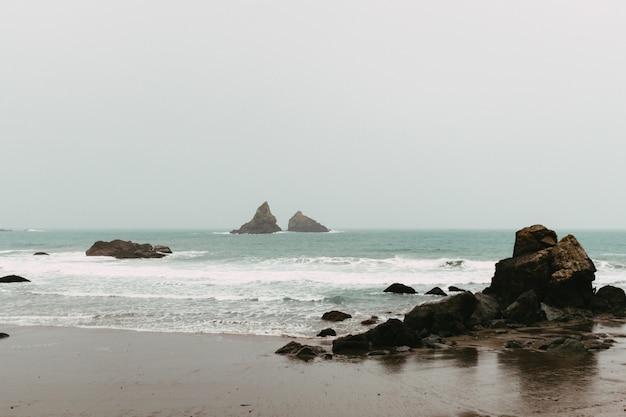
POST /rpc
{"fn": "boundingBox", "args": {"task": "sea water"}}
[1,229,625,338]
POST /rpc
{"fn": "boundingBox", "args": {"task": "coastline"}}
[2,324,626,417]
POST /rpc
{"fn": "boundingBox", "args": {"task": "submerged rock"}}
[384,283,416,294]
[230,201,282,234]
[322,311,352,322]
[287,211,329,232]
[86,240,168,259]
[425,287,447,296]
[0,275,30,283]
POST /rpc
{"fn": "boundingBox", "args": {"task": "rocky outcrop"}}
[287,211,329,232]
[230,201,282,234]
[383,283,416,294]
[33,252,49,256]
[275,341,329,361]
[86,240,169,259]
[595,285,626,315]
[486,225,596,309]
[0,333,9,339]
[0,275,30,283]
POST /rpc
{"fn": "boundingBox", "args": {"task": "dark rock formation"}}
[317,328,337,337]
[502,290,546,325]
[322,311,352,322]
[448,286,466,292]
[332,318,421,354]
[86,240,167,259]
[0,333,9,339]
[287,211,329,232]
[404,291,478,337]
[425,287,447,296]
[230,201,282,234]
[0,275,30,283]
[33,252,49,256]
[486,225,596,309]
[383,283,416,294]
[595,285,626,315]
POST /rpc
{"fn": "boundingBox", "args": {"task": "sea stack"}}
[230,201,282,234]
[287,211,330,232]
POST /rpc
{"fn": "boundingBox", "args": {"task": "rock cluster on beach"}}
[231,201,330,234]
[86,240,171,259]
[277,224,626,360]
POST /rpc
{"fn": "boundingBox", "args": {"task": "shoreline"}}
[2,324,626,417]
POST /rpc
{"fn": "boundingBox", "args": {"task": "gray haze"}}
[2,1,625,230]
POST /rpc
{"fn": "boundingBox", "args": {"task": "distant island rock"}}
[230,201,282,234]
[287,211,330,233]
[86,240,171,259]
[0,229,11,232]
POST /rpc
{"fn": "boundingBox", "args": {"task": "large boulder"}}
[486,225,596,308]
[287,211,329,232]
[230,201,282,234]
[404,292,478,336]
[86,240,167,259]
[0,275,30,283]
[595,285,626,315]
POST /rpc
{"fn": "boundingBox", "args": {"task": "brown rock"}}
[230,201,282,234]
[287,211,329,232]
[513,224,557,257]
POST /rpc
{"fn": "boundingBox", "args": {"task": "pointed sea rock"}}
[287,211,329,232]
[230,201,282,234]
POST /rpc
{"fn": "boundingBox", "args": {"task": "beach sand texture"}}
[2,324,626,417]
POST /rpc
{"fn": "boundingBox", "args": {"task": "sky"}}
[2,1,625,230]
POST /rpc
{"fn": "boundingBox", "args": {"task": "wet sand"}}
[1,323,626,417]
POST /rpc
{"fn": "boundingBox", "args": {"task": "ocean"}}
[1,229,625,338]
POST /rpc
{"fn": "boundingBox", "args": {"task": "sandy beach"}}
[2,323,626,417]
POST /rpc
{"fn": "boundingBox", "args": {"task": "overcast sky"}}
[2,1,625,230]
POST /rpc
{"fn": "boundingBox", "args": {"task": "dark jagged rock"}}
[230,201,282,234]
[404,291,478,337]
[0,275,30,283]
[384,283,416,294]
[317,328,337,337]
[287,211,329,232]
[33,252,49,256]
[322,311,352,322]
[0,333,9,339]
[486,225,596,308]
[513,224,558,257]
[448,286,466,292]
[502,290,546,325]
[86,240,167,259]
[425,287,447,296]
